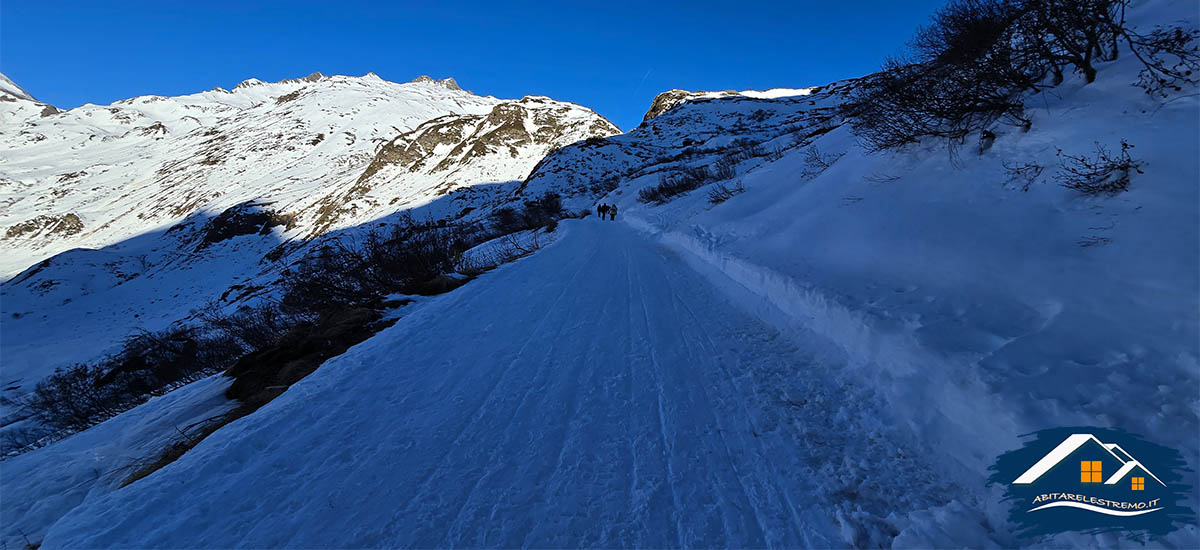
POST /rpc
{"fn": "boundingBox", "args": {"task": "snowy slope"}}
[38,220,949,548]
[1,374,234,549]
[0,72,618,400]
[0,72,37,102]
[0,71,614,277]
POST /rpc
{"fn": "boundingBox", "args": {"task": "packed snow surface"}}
[40,220,960,548]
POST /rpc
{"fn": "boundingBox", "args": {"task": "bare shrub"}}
[0,423,55,456]
[279,241,375,318]
[1055,140,1142,194]
[730,138,765,158]
[638,166,714,204]
[5,323,240,449]
[847,0,1199,151]
[489,191,564,233]
[712,156,737,180]
[520,191,564,229]
[747,109,772,123]
[197,301,301,352]
[1002,159,1045,191]
[708,181,746,204]
[800,146,845,178]
[1123,25,1200,96]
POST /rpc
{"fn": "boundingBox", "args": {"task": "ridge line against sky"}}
[1,0,947,130]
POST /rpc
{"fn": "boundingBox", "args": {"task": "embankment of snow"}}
[1,374,234,549]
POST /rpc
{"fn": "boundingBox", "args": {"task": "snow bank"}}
[0,374,233,549]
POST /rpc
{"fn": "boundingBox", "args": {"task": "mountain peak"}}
[233,78,266,90]
[0,72,36,102]
[278,72,326,85]
[410,75,462,91]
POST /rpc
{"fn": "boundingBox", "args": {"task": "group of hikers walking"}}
[597,203,618,221]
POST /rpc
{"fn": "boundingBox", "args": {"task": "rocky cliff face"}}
[310,95,618,234]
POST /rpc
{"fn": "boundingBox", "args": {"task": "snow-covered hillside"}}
[0,72,618,397]
[0,71,616,276]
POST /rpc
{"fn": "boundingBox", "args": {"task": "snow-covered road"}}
[42,219,947,548]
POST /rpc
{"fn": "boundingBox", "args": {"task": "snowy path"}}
[43,220,938,548]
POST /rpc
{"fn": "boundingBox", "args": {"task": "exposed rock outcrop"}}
[5,214,84,239]
[411,75,463,91]
[195,203,294,250]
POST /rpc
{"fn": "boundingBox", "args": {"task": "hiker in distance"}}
[597,203,609,220]
[609,204,618,221]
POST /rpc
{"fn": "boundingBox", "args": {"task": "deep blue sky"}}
[1,1,945,131]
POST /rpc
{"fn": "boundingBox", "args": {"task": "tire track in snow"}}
[658,254,812,546]
[396,244,605,533]
[650,248,778,545]
[627,242,688,548]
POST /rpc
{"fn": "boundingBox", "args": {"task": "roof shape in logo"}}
[1012,433,1165,486]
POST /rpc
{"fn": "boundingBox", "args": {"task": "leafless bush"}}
[847,0,1199,151]
[500,231,543,257]
[638,166,717,204]
[747,109,772,123]
[4,323,240,451]
[792,128,810,147]
[1055,140,1142,194]
[489,191,564,233]
[1002,159,1045,191]
[280,216,482,318]
[800,146,845,178]
[1124,25,1200,96]
[712,156,737,180]
[730,138,765,158]
[0,423,55,456]
[279,241,375,318]
[197,300,300,352]
[589,176,619,195]
[708,181,746,204]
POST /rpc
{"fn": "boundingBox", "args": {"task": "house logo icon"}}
[988,427,1193,540]
[1012,433,1167,516]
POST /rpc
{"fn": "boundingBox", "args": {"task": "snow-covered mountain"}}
[0,72,39,103]
[0,71,617,276]
[0,71,617,402]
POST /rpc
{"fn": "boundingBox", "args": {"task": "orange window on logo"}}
[1081,460,1103,483]
[1132,477,1145,490]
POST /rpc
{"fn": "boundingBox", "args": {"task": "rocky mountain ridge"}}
[0,72,616,279]
[0,71,618,398]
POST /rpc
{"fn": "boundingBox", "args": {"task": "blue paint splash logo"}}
[988,427,1194,541]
